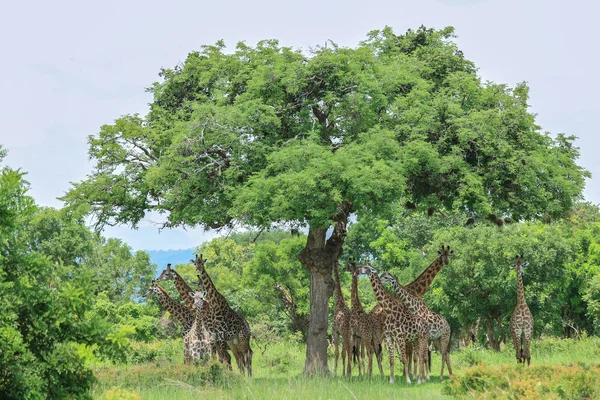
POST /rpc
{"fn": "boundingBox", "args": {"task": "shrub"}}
[443,363,600,399]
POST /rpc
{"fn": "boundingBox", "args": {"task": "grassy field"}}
[91,336,600,399]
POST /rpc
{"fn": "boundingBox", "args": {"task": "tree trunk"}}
[299,202,351,376]
[304,256,333,375]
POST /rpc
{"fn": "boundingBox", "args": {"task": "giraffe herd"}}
[147,247,534,383]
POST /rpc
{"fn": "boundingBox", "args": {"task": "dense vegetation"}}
[1,25,599,398]
[62,25,589,374]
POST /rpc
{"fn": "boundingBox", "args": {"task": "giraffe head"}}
[191,254,208,274]
[147,279,162,297]
[512,255,529,272]
[188,289,208,310]
[156,263,177,282]
[357,260,376,276]
[438,245,454,265]
[379,271,396,286]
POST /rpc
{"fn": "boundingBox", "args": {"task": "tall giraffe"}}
[345,262,384,377]
[332,261,352,376]
[403,245,452,371]
[192,254,253,377]
[509,255,533,365]
[155,264,231,366]
[184,289,212,364]
[380,271,453,380]
[147,280,196,362]
[405,245,453,297]
[358,262,428,384]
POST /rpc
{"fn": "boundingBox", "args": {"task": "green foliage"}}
[0,164,98,399]
[443,363,600,399]
[64,26,586,232]
[85,237,155,303]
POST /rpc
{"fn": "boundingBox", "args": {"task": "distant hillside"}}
[145,248,196,276]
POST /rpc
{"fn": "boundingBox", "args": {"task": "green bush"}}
[443,363,600,399]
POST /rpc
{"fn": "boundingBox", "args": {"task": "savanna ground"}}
[91,336,600,399]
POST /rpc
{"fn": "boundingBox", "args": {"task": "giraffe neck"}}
[384,275,420,315]
[194,304,207,337]
[333,264,348,311]
[156,286,192,327]
[516,267,527,307]
[405,256,444,297]
[198,266,227,307]
[350,272,364,313]
[172,271,195,310]
[366,271,392,308]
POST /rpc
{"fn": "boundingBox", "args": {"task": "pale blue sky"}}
[1,0,598,250]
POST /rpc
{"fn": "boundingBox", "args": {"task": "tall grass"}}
[91,336,600,399]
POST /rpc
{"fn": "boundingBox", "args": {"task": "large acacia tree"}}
[64,26,588,374]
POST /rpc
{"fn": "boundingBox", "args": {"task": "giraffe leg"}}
[352,336,361,376]
[228,341,245,374]
[396,335,411,385]
[376,340,384,377]
[366,339,374,377]
[523,332,532,366]
[417,335,427,384]
[240,336,252,377]
[405,343,414,380]
[427,341,432,380]
[360,339,366,376]
[333,331,339,376]
[220,345,232,370]
[412,345,418,380]
[511,328,522,363]
[343,335,352,377]
[440,331,452,379]
[386,336,396,384]
[425,342,431,381]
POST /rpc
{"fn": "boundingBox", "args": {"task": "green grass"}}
[91,336,600,399]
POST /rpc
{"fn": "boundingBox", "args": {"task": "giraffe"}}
[403,245,453,370]
[183,289,212,364]
[358,262,428,384]
[380,271,453,380]
[509,255,533,365]
[368,303,386,377]
[155,264,231,367]
[192,254,253,377]
[147,280,196,363]
[344,262,384,377]
[405,245,453,297]
[332,261,352,376]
